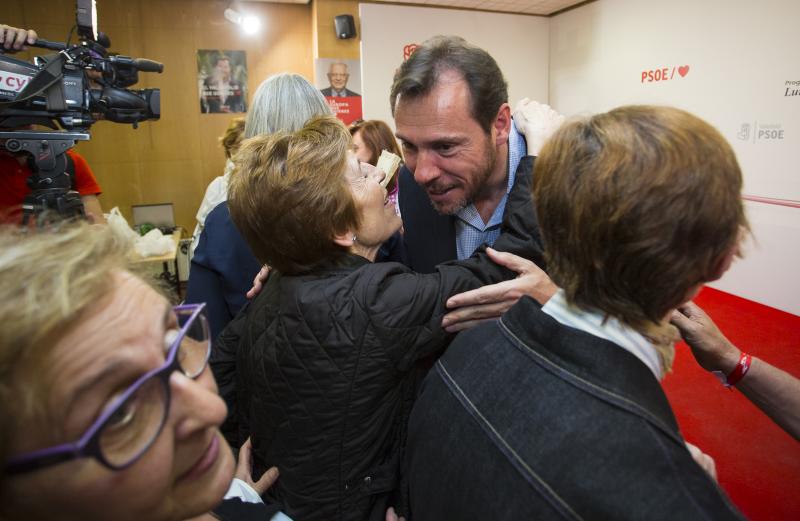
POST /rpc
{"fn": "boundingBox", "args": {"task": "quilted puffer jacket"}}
[214,157,543,521]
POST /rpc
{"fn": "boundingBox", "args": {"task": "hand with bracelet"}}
[672,301,800,440]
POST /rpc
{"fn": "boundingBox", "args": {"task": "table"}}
[129,228,183,299]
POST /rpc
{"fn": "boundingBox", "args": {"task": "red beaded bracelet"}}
[724,352,752,388]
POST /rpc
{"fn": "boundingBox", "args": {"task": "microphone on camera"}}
[133,59,163,73]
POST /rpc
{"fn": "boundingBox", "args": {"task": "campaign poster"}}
[197,50,248,114]
[315,58,362,125]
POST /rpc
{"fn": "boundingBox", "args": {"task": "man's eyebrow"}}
[395,134,465,147]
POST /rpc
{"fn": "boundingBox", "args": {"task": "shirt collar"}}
[507,120,526,194]
[541,289,663,379]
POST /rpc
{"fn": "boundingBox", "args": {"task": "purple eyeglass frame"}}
[4,303,210,475]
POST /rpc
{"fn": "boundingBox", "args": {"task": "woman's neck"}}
[349,243,380,262]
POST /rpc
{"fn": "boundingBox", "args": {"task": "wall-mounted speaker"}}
[334,14,356,40]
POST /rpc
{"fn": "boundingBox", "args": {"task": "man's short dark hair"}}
[389,36,508,133]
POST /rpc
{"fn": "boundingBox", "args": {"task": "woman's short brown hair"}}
[228,115,360,275]
[534,105,747,331]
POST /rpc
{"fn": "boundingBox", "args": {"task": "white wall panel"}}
[550,0,800,315]
[359,3,549,129]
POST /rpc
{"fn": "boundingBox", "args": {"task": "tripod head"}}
[1,130,90,225]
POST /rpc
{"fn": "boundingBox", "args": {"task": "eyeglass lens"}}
[98,307,209,468]
[176,307,210,378]
[99,377,168,467]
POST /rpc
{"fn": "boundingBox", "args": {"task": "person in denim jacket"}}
[406,106,749,521]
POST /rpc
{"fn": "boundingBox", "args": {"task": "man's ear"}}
[493,103,512,147]
[333,230,356,248]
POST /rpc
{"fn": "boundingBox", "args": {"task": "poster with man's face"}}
[315,58,362,125]
[198,50,247,114]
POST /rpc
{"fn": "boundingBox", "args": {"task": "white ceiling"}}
[246,1,591,16]
[365,0,588,16]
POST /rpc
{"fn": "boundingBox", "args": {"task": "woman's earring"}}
[352,235,357,244]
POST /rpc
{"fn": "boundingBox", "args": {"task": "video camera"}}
[0,0,163,224]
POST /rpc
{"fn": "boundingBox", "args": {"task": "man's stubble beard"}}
[430,139,497,216]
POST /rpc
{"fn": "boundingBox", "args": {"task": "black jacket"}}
[406,297,746,521]
[213,158,543,521]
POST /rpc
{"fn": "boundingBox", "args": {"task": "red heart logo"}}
[678,65,690,77]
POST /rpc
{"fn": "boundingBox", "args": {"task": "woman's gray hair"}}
[245,73,332,138]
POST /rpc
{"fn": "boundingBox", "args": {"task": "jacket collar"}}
[295,253,371,277]
[500,296,682,442]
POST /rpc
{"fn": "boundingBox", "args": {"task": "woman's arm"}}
[369,158,547,369]
[672,301,800,440]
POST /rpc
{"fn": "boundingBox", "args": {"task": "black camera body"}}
[0,0,163,224]
[0,36,162,131]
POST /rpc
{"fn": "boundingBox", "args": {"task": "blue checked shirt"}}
[455,123,527,259]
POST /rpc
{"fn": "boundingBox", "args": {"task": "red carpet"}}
[662,287,800,520]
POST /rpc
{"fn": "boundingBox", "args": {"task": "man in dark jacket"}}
[388,36,562,332]
[405,106,749,520]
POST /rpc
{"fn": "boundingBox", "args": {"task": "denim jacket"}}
[406,296,746,521]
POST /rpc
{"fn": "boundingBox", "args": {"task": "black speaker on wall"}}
[334,14,356,40]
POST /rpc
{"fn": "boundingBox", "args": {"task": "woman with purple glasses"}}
[0,223,283,520]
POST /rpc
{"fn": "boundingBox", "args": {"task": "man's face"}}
[394,70,497,215]
[328,64,349,91]
[215,59,231,80]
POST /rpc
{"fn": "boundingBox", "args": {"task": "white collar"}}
[541,290,663,379]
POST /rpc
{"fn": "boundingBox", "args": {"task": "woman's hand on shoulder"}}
[236,438,279,495]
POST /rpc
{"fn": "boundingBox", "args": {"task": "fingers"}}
[669,308,693,332]
[235,437,279,494]
[386,507,399,521]
[235,438,253,479]
[514,101,565,155]
[685,442,717,482]
[246,265,270,299]
[486,248,538,274]
[446,278,515,309]
[253,466,280,495]
[487,250,558,304]
[444,316,495,333]
[0,26,36,50]
[442,300,510,330]
[238,437,252,461]
[675,300,700,317]
[670,301,705,335]
[25,29,37,46]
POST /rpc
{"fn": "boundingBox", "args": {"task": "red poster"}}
[325,96,363,125]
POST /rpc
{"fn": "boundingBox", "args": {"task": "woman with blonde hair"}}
[0,223,282,520]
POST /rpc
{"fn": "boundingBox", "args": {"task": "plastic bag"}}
[106,206,139,244]
[134,228,174,257]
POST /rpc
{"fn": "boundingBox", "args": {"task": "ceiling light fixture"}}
[224,8,261,35]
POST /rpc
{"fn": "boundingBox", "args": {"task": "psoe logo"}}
[737,123,750,141]
[738,121,785,142]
